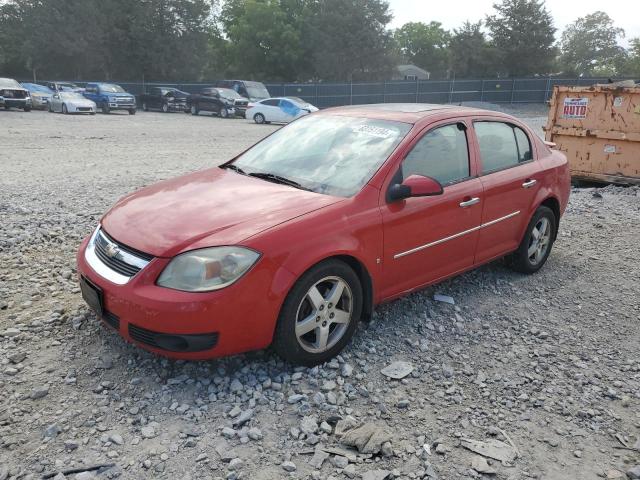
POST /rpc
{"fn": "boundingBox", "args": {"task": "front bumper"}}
[76,233,294,360]
[107,102,136,110]
[166,102,187,112]
[4,98,30,108]
[31,96,49,109]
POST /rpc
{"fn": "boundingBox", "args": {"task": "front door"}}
[380,121,484,299]
[471,120,542,263]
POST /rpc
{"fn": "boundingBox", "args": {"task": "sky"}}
[387,0,639,46]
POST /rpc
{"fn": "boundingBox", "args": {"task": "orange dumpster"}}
[544,83,640,185]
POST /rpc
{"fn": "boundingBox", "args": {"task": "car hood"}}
[68,98,95,106]
[101,167,343,258]
[105,92,134,98]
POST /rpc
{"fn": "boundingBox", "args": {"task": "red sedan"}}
[77,104,570,365]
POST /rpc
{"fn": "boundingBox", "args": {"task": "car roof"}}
[321,103,495,124]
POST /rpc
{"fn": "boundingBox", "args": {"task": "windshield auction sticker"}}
[562,98,589,119]
[352,125,395,138]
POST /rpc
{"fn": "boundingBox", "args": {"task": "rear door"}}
[380,120,484,298]
[260,99,282,121]
[471,120,542,263]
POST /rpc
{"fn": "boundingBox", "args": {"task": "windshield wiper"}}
[248,172,310,191]
[221,164,246,175]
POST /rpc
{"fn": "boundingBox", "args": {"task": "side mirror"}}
[388,175,443,202]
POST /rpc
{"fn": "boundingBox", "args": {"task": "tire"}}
[62,104,68,114]
[128,109,136,115]
[48,103,53,113]
[142,102,148,112]
[254,113,265,124]
[191,104,199,116]
[161,103,168,113]
[102,103,110,114]
[220,107,229,118]
[24,105,31,112]
[272,259,362,366]
[508,206,556,274]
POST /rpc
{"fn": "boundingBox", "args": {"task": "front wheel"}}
[253,113,265,124]
[191,104,199,116]
[508,206,556,274]
[62,104,68,114]
[161,103,168,113]
[24,105,31,112]
[220,107,229,118]
[272,260,362,366]
[142,102,148,112]
[128,109,136,115]
[102,103,110,114]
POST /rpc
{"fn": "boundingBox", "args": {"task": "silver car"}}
[49,92,96,115]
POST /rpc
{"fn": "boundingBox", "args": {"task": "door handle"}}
[522,179,537,188]
[459,197,480,208]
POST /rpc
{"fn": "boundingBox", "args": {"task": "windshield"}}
[0,78,22,88]
[99,84,126,93]
[245,81,269,100]
[23,83,53,93]
[60,92,85,100]
[231,115,411,197]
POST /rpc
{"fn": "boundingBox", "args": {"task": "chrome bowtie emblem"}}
[104,242,120,258]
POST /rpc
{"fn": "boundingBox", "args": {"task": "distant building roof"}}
[394,64,430,80]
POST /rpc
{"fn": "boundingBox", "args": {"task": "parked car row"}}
[3,77,320,123]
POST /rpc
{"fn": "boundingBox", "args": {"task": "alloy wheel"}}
[528,217,551,265]
[295,276,353,354]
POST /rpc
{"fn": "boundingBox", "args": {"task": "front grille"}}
[116,97,133,103]
[77,107,91,112]
[102,311,120,330]
[1,89,27,99]
[129,323,159,348]
[93,229,153,277]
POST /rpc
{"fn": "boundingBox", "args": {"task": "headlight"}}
[109,96,117,102]
[157,247,260,292]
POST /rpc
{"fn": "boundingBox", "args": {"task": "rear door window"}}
[262,99,280,107]
[401,123,470,186]
[475,121,533,173]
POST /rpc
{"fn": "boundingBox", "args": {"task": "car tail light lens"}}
[157,247,260,292]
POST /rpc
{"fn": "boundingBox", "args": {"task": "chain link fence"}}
[34,77,632,108]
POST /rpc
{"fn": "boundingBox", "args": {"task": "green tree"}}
[485,0,556,76]
[560,12,625,76]
[307,0,395,81]
[624,38,640,76]
[449,21,499,78]
[220,0,311,81]
[393,21,450,79]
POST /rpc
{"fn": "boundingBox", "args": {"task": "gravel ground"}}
[1,108,639,480]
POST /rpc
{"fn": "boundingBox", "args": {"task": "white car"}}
[247,97,318,124]
[48,92,96,115]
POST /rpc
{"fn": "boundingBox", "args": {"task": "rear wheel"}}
[142,102,148,112]
[254,113,265,124]
[272,259,362,366]
[508,206,556,274]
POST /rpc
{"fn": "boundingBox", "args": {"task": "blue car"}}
[21,83,55,110]
[83,83,137,115]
